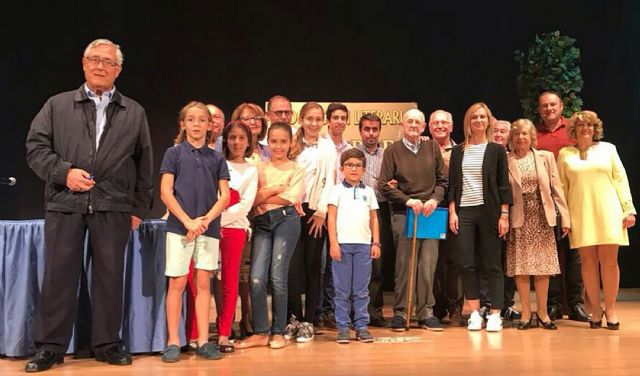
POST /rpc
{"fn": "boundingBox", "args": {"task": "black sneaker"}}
[389,316,407,332]
[336,328,350,344]
[356,328,374,343]
[195,342,222,360]
[418,316,445,331]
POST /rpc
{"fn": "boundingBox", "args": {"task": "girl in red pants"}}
[217,122,258,352]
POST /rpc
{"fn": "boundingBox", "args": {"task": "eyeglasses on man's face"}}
[85,56,119,69]
[271,110,293,117]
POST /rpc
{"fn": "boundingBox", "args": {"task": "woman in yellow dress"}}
[557,111,636,330]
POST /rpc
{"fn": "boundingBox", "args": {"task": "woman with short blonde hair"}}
[505,118,570,330]
[557,110,636,330]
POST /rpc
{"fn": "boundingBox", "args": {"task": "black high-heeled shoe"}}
[588,311,604,329]
[539,320,558,330]
[516,319,537,330]
[604,311,620,330]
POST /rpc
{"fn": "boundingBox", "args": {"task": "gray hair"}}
[403,108,426,123]
[84,39,124,65]
[429,110,453,124]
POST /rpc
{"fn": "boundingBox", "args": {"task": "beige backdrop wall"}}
[267,102,418,148]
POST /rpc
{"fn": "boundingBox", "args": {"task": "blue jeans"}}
[251,205,300,334]
[332,243,372,330]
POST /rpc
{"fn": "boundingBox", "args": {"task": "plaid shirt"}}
[357,143,385,202]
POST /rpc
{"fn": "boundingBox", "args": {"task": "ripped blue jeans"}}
[250,205,300,334]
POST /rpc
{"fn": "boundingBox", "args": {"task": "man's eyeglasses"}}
[343,162,364,169]
[85,56,119,69]
[239,116,263,123]
[271,110,293,117]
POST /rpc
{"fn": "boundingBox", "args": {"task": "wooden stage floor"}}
[2,300,639,376]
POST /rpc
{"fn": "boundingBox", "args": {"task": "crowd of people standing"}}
[23,39,636,372]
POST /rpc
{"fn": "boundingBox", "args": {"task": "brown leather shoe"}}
[235,334,269,349]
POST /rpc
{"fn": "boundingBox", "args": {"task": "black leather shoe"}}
[547,305,563,321]
[25,350,64,372]
[568,306,590,322]
[369,316,390,328]
[95,346,132,366]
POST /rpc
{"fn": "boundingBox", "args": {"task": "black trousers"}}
[454,205,504,310]
[368,201,393,320]
[287,203,326,322]
[547,236,584,309]
[34,211,130,354]
[502,240,516,308]
[433,233,463,318]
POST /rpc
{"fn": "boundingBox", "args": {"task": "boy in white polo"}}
[327,148,380,343]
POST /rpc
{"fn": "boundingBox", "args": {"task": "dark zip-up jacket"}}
[25,85,153,217]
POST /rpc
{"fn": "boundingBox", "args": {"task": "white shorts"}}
[165,232,220,277]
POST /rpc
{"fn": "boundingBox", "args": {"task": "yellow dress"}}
[557,142,636,248]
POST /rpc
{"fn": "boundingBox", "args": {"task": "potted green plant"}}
[514,31,584,123]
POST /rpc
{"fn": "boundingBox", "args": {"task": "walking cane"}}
[404,212,419,331]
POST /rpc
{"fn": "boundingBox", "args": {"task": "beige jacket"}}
[508,148,570,229]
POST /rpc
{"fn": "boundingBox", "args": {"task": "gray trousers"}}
[391,212,439,320]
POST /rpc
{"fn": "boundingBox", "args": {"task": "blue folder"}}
[404,207,448,240]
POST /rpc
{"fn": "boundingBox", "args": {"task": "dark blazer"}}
[448,142,512,224]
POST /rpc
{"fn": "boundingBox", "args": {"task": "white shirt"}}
[328,181,379,244]
[221,161,258,230]
[460,143,487,207]
[297,138,321,203]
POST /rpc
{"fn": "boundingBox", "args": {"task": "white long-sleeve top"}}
[221,161,258,230]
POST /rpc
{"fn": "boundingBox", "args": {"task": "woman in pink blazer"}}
[505,119,570,330]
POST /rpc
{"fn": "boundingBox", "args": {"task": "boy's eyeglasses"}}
[343,163,363,169]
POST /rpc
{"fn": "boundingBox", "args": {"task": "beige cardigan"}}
[508,148,570,229]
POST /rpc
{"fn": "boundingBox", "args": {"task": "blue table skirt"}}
[0,219,185,357]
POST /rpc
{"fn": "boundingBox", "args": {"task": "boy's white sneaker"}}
[467,310,483,331]
[486,312,503,332]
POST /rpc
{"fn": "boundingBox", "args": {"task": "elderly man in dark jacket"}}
[24,38,153,372]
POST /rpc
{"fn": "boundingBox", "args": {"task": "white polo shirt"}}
[328,181,379,244]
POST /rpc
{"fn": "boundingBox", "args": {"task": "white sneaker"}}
[486,312,503,332]
[468,310,483,331]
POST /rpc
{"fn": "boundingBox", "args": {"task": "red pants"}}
[217,228,247,336]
